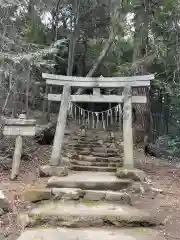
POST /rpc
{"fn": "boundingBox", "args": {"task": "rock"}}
[61,157,70,167]
[16,228,166,240]
[83,190,105,201]
[18,214,32,228]
[25,201,160,228]
[0,233,5,240]
[151,187,164,194]
[105,191,131,204]
[0,208,4,216]
[144,177,153,185]
[70,164,118,172]
[21,188,52,202]
[131,182,144,193]
[0,190,10,212]
[47,172,132,190]
[39,165,68,177]
[116,168,146,181]
[52,188,83,200]
[0,157,12,170]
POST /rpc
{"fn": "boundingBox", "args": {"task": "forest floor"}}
[0,145,180,240]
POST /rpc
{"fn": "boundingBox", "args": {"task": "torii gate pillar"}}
[123,85,134,169]
[50,85,71,166]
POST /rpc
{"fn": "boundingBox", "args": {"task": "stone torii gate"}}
[42,73,154,169]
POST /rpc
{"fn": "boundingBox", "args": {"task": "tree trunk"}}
[67,0,80,76]
[52,0,63,40]
[133,0,153,141]
[75,30,115,95]
[46,0,63,120]
[164,93,169,134]
[2,74,14,114]
[42,85,48,119]
[11,92,17,118]
[25,69,30,117]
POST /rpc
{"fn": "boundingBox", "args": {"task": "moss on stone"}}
[81,199,105,206]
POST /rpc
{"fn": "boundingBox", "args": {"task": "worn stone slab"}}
[73,155,97,162]
[69,146,118,154]
[39,165,68,177]
[105,191,131,204]
[20,201,160,228]
[93,147,118,153]
[73,155,122,163]
[76,140,114,145]
[20,186,131,204]
[52,188,84,200]
[47,172,132,190]
[70,160,122,167]
[77,152,118,157]
[83,190,131,204]
[68,143,101,148]
[83,190,106,201]
[70,164,118,172]
[17,228,165,240]
[116,168,146,182]
[21,188,52,202]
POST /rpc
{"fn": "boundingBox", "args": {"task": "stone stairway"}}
[17,127,165,240]
[67,128,124,172]
[17,170,165,240]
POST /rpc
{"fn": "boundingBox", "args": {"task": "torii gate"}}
[42,73,154,169]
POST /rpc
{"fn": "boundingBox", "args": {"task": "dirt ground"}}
[1,146,180,240]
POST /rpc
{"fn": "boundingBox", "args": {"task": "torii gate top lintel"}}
[43,73,154,104]
[43,73,154,88]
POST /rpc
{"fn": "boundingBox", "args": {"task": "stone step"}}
[17,228,165,240]
[81,189,131,203]
[70,159,122,167]
[68,149,117,158]
[71,142,117,147]
[69,140,118,145]
[70,164,118,172]
[72,137,115,142]
[68,147,119,154]
[21,187,131,204]
[68,143,102,147]
[76,146,119,153]
[19,201,160,228]
[73,155,122,163]
[77,138,116,142]
[47,172,132,190]
[68,144,112,150]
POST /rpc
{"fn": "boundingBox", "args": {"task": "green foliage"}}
[24,21,47,45]
[167,138,180,154]
[2,0,180,144]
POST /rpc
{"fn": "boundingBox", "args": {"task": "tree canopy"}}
[0,0,180,149]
